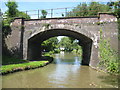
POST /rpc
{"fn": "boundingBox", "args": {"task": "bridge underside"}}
[27,29,92,65]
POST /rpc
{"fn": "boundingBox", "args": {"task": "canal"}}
[2,52,118,88]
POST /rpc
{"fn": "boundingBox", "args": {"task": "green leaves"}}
[4,0,30,19]
[41,37,58,52]
[59,37,73,51]
[41,10,47,18]
[5,0,18,18]
[17,11,30,19]
[99,29,118,74]
[107,1,120,18]
[67,2,111,17]
[59,37,82,53]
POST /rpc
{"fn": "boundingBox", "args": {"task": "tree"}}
[4,0,30,19]
[75,3,88,16]
[88,2,101,16]
[59,37,74,52]
[107,1,120,18]
[2,0,30,56]
[17,11,30,19]
[41,37,58,52]
[41,10,47,18]
[58,37,82,54]
[66,3,88,17]
[66,2,111,17]
[5,0,18,18]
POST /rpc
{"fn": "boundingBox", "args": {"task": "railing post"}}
[51,9,53,18]
[38,10,39,19]
[26,11,28,18]
[65,8,67,17]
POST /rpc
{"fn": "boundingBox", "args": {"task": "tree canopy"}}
[5,0,18,17]
[66,2,112,17]
[58,37,81,52]
[4,0,30,19]
[41,37,58,52]
[41,10,47,18]
[107,1,120,18]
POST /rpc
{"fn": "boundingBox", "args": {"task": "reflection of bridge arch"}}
[27,29,92,65]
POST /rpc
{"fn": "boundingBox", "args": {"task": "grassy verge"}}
[0,61,49,75]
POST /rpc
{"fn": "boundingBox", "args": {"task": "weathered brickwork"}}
[5,13,118,68]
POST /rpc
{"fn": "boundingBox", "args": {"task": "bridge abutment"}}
[4,13,118,68]
[81,41,92,65]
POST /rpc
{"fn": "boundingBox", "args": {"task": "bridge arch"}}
[5,14,117,67]
[27,29,93,65]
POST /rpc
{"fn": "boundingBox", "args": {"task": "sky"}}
[1,0,118,40]
[1,0,118,18]
[1,2,81,18]
[1,0,118,2]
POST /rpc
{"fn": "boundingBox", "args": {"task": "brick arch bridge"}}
[5,13,118,67]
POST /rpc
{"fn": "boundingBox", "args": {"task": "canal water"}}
[2,52,118,88]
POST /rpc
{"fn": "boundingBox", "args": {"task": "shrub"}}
[99,29,119,74]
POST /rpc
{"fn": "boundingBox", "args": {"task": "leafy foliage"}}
[17,11,30,19]
[59,37,73,51]
[4,0,30,19]
[42,36,82,56]
[41,10,47,18]
[41,37,58,52]
[2,0,30,36]
[107,1,120,18]
[2,0,30,57]
[99,29,119,74]
[5,0,18,17]
[66,2,111,17]
[59,37,82,54]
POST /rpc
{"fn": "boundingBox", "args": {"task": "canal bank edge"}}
[1,56,53,75]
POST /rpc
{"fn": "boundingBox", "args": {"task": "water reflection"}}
[2,52,118,88]
[74,56,81,65]
[53,53,81,65]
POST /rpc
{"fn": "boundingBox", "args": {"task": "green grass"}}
[0,61,49,74]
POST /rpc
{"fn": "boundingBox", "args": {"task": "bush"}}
[99,29,119,74]
[53,49,60,53]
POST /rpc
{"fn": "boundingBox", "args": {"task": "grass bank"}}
[1,55,53,75]
[0,61,49,75]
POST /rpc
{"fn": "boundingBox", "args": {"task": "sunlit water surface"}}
[2,52,118,88]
